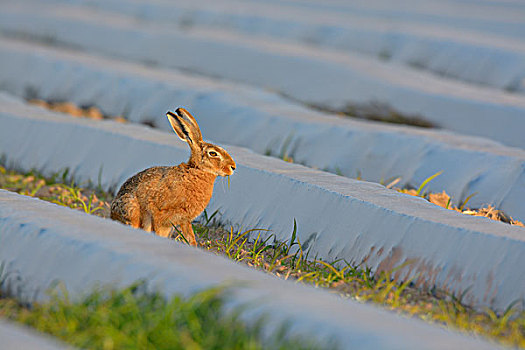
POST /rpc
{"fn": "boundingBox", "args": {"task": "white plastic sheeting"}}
[1,3,525,149]
[0,321,69,350]
[1,94,524,313]
[0,39,524,223]
[27,0,525,92]
[0,190,502,350]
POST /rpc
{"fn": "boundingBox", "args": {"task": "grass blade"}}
[459,192,478,211]
[416,171,442,197]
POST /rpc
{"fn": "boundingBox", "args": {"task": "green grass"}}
[0,282,329,350]
[196,221,525,347]
[0,165,110,217]
[1,166,524,348]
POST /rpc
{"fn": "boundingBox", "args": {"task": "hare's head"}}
[167,108,236,177]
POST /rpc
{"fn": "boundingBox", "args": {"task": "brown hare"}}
[110,107,236,246]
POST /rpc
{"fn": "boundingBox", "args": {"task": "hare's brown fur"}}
[110,108,235,246]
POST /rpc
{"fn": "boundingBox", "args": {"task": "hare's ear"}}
[166,108,203,145]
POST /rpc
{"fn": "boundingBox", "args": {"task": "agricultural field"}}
[1,166,524,348]
[1,0,524,349]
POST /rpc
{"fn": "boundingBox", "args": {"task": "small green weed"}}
[0,282,329,350]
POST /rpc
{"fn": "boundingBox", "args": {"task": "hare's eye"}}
[208,151,218,157]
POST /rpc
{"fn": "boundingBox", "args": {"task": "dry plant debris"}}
[0,166,524,347]
[28,99,127,123]
[413,189,523,226]
[390,171,524,227]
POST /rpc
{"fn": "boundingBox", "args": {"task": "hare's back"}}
[115,166,171,198]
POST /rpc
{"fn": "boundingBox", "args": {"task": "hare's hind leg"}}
[141,211,153,232]
[124,199,142,229]
[111,195,142,229]
[180,221,197,246]
[129,215,140,229]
